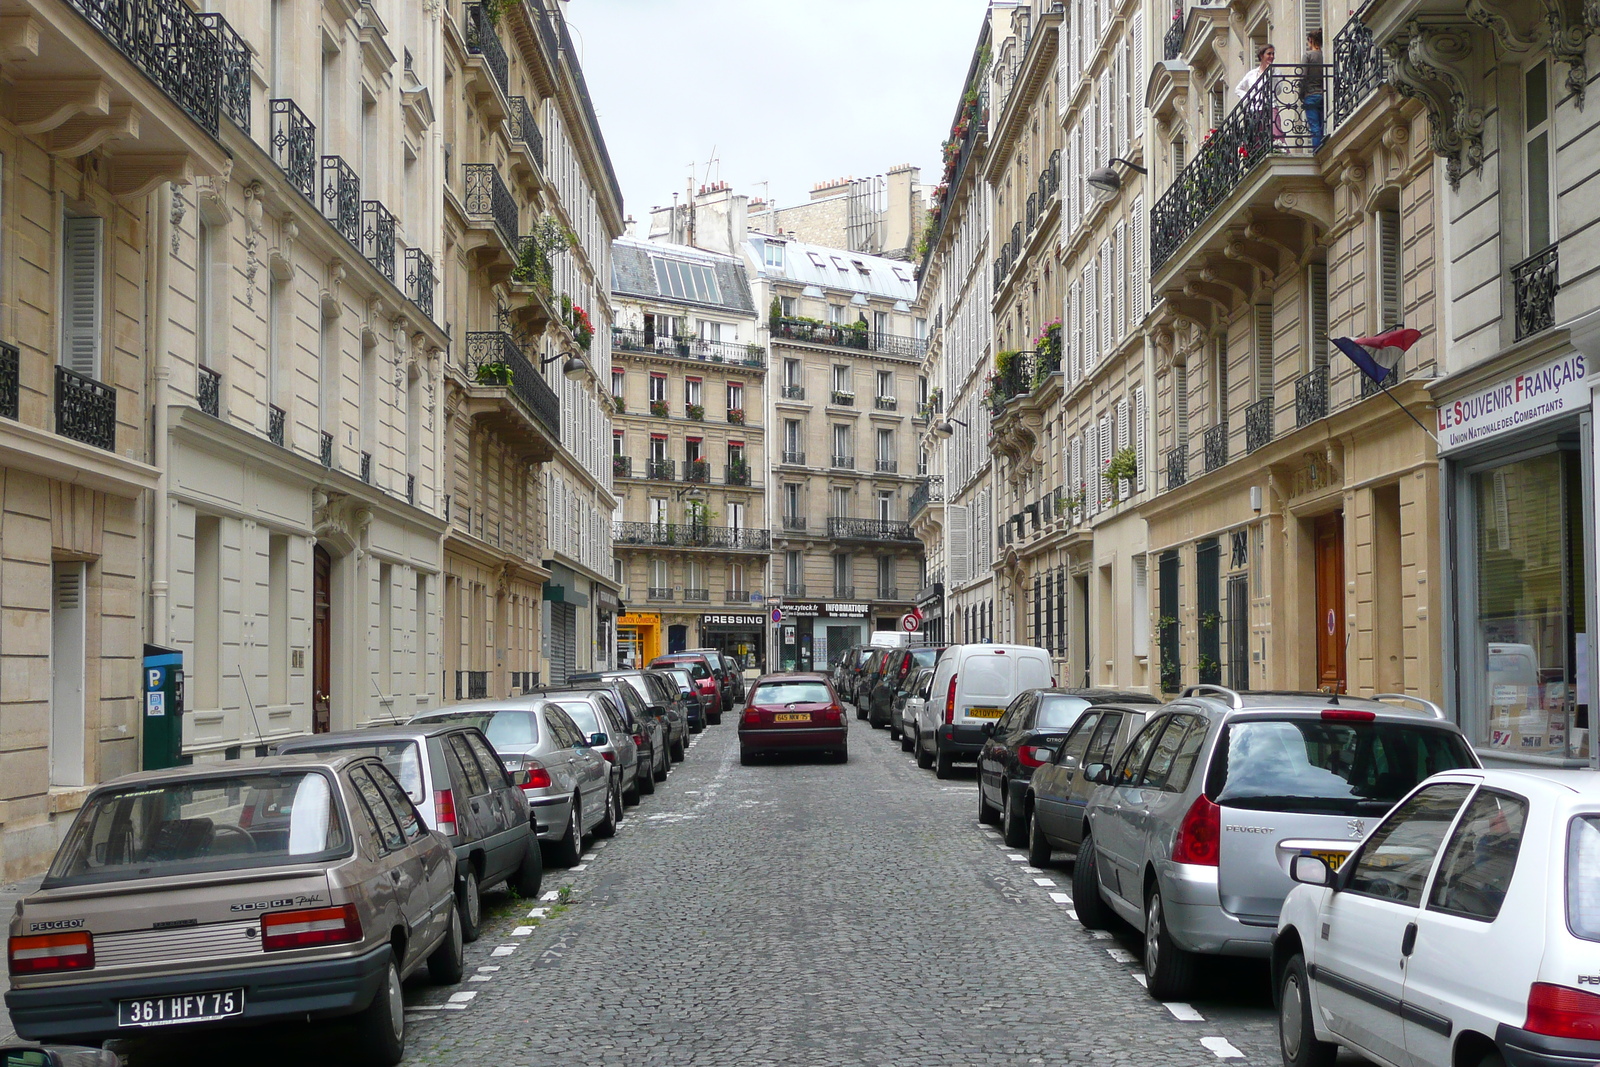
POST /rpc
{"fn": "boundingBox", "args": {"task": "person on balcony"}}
[1300,31,1325,149]
[1235,44,1282,141]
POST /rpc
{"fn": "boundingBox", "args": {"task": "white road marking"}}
[476,966,500,972]
[468,975,492,982]
[448,991,478,1004]
[1032,877,1058,886]
[511,926,535,936]
[1090,931,1113,940]
[526,908,548,918]
[1132,973,1148,988]
[569,864,588,871]
[1048,892,1073,904]
[1066,909,1078,920]
[1022,866,1043,873]
[540,890,561,901]
[1006,854,1027,861]
[491,945,517,957]
[1106,947,1138,964]
[1200,1037,1245,1059]
[406,1005,446,1012]
[1165,1003,1205,1021]
[442,1003,468,1011]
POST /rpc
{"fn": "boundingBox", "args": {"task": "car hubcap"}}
[465,874,479,926]
[1145,898,1161,974]
[385,966,403,1040]
[1281,973,1304,1057]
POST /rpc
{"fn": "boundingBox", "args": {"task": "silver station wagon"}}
[5,756,462,1066]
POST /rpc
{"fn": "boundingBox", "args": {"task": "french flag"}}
[1332,327,1422,386]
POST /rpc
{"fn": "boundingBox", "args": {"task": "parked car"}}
[659,666,707,731]
[688,647,745,704]
[892,666,936,751]
[1025,703,1157,866]
[837,645,875,705]
[1273,767,1598,1067]
[540,691,638,817]
[606,669,691,756]
[916,644,1053,778]
[562,675,670,786]
[276,724,542,941]
[739,673,848,764]
[978,688,1159,847]
[831,646,864,699]
[3,756,462,1065]
[410,700,612,867]
[1074,687,1478,1000]
[852,649,891,717]
[648,655,723,725]
[867,646,946,728]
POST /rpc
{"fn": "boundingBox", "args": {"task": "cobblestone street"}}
[88,711,1288,1066]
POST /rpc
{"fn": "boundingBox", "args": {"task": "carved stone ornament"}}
[1387,24,1485,189]
[169,187,186,255]
[243,181,264,309]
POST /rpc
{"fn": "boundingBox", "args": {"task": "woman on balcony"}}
[1235,44,1283,141]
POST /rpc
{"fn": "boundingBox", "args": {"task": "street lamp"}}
[541,349,589,380]
[930,417,969,440]
[1086,157,1149,204]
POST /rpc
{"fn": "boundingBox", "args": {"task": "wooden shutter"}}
[1131,13,1146,138]
[1070,435,1083,520]
[1302,0,1323,42]
[1117,397,1132,498]
[1130,196,1145,321]
[1068,280,1080,380]
[1114,221,1127,340]
[1215,335,1230,422]
[948,504,970,585]
[1255,304,1274,400]
[1085,261,1098,370]
[61,216,103,378]
[1098,415,1112,508]
[1308,262,1329,370]
[1172,139,1186,185]
[1379,209,1403,328]
[1070,127,1082,232]
[1117,40,1131,157]
[1175,363,1190,446]
[1133,384,1148,492]
[1101,239,1113,354]
[1100,71,1113,164]
[1086,428,1100,514]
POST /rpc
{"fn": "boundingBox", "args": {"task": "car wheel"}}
[915,730,934,770]
[427,904,465,984]
[935,747,955,779]
[456,867,482,943]
[595,781,620,839]
[653,749,669,782]
[1474,1054,1506,1067]
[856,703,868,720]
[513,838,544,898]
[545,799,583,867]
[900,726,914,753]
[1027,806,1053,867]
[1279,952,1338,1067]
[835,747,849,763]
[354,956,405,1066]
[670,736,686,762]
[888,718,901,741]
[977,780,1000,825]
[1073,833,1111,929]
[739,748,755,766]
[623,769,642,807]
[637,756,657,795]
[1144,885,1198,1000]
[1002,788,1029,848]
[708,713,722,726]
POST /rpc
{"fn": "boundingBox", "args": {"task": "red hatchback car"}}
[739,673,848,765]
[649,654,723,723]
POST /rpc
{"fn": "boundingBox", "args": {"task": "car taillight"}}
[1019,745,1053,768]
[1321,709,1376,722]
[945,675,958,724]
[1526,983,1600,1040]
[523,762,552,790]
[632,733,646,747]
[743,708,761,725]
[600,750,615,763]
[261,903,363,952]
[821,704,843,723]
[9,931,94,975]
[435,788,458,835]
[1172,794,1222,865]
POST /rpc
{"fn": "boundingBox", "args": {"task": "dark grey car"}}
[1025,703,1155,865]
[552,681,670,789]
[602,671,689,759]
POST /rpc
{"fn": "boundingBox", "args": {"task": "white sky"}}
[563,0,987,229]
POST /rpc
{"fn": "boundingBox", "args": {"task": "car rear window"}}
[47,772,349,886]
[553,701,603,736]
[1211,719,1476,815]
[666,669,695,690]
[417,711,540,750]
[751,681,832,706]
[910,649,940,668]
[1568,816,1600,940]
[658,659,709,679]
[279,741,423,801]
[962,653,1015,699]
[1037,696,1091,730]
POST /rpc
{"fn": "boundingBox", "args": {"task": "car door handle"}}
[1401,922,1418,958]
[389,869,402,883]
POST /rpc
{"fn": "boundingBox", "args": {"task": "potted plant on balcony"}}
[612,455,628,477]
[612,394,625,413]
[728,457,748,483]
[727,407,745,425]
[745,343,763,364]
[568,302,594,352]
[1102,447,1138,503]
[687,403,705,421]
[650,399,669,418]
[830,390,855,406]
[769,296,782,333]
[475,361,511,386]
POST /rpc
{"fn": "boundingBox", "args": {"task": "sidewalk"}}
[0,874,45,1043]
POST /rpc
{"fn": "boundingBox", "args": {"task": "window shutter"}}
[1058,32,1069,115]
[1302,0,1323,42]
[1101,71,1114,164]
[1379,209,1403,328]
[1099,415,1112,506]
[1130,196,1145,321]
[1117,40,1131,157]
[1308,262,1329,370]
[1085,430,1098,514]
[61,216,103,378]
[948,504,970,585]
[1172,139,1186,184]
[1100,239,1113,354]
[1175,363,1190,446]
[1132,13,1146,138]
[1255,303,1274,401]
[1070,435,1083,520]
[1117,397,1132,498]
[1114,221,1127,340]
[1133,384,1148,492]
[1070,127,1082,232]
[1067,280,1079,381]
[1085,262,1098,370]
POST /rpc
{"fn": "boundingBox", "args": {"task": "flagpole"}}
[1373,375,1441,449]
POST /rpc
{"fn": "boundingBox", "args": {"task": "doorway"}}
[667,623,688,654]
[313,545,332,732]
[1313,513,1346,692]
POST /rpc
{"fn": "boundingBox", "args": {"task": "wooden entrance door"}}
[313,545,332,732]
[1313,514,1346,693]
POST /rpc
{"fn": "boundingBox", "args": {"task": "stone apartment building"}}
[743,168,931,262]
[607,237,767,668]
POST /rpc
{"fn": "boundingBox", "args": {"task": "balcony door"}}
[1313,512,1347,693]
[313,545,332,733]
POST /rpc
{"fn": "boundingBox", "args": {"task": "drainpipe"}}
[149,182,173,647]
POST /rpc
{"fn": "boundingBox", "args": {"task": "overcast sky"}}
[563,0,986,232]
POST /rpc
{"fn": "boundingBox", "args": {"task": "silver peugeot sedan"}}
[410,700,611,867]
[1074,686,1478,1000]
[4,756,460,1065]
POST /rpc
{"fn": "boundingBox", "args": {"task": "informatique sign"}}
[1437,352,1588,453]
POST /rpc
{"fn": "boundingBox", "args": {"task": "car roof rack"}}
[1179,684,1245,709]
[1372,693,1448,720]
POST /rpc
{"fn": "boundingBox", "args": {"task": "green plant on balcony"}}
[727,407,745,425]
[745,343,763,362]
[846,320,869,348]
[684,499,717,528]
[650,399,669,418]
[612,394,625,413]
[612,455,628,477]
[1197,653,1220,679]
[1200,611,1221,631]
[1158,615,1179,631]
[769,296,782,333]
[475,361,511,386]
[687,403,705,421]
[831,390,855,406]
[1102,447,1138,502]
[482,0,508,27]
[512,216,572,291]
[728,457,748,482]
[995,348,1020,377]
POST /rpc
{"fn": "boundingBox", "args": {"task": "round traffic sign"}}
[900,613,920,633]
[771,607,783,623]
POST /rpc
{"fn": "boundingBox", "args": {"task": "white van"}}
[915,644,1051,778]
[869,631,911,649]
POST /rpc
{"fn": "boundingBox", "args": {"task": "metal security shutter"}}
[61,217,103,378]
[549,602,577,686]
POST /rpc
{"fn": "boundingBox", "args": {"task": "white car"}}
[1272,768,1600,1067]
[915,644,1052,778]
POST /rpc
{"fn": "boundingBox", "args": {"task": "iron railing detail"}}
[508,96,544,166]
[874,395,897,411]
[610,327,764,367]
[684,588,710,602]
[1244,397,1273,452]
[780,450,806,465]
[456,671,488,700]
[462,2,509,96]
[1166,446,1187,491]
[876,587,900,601]
[197,365,220,417]
[0,342,18,421]
[784,582,807,596]
[1164,9,1185,59]
[1203,421,1228,472]
[725,590,753,604]
[321,156,360,246]
[684,460,709,484]
[270,99,317,202]
[1295,366,1329,426]
[781,516,807,532]
[875,459,898,474]
[199,13,251,135]
[613,523,771,551]
[360,451,373,483]
[826,518,917,542]
[613,456,632,478]
[1513,243,1559,341]
[268,403,285,446]
[772,318,926,360]
[645,459,675,481]
[833,585,856,599]
[407,473,416,505]
[464,331,560,437]
[780,384,806,400]
[319,430,333,466]
[55,365,116,450]
[647,587,674,601]
[1329,18,1388,134]
[464,164,519,250]
[992,351,1041,413]
[406,248,435,318]
[830,454,855,470]
[68,0,220,134]
[909,476,945,520]
[361,200,396,281]
[725,463,751,486]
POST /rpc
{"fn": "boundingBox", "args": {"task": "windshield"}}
[751,681,832,706]
[666,669,695,691]
[48,772,349,886]
[278,741,423,802]
[1037,696,1092,730]
[1212,719,1476,815]
[553,701,603,736]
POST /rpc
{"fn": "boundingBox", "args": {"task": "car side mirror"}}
[981,722,995,737]
[1084,762,1111,784]
[510,769,532,787]
[1290,854,1334,887]
[589,732,608,747]
[648,705,667,716]
[3,1047,120,1067]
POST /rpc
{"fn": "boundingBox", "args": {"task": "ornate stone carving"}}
[169,187,186,255]
[1388,24,1485,189]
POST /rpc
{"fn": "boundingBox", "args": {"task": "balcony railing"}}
[725,463,751,486]
[646,459,675,481]
[613,456,632,478]
[647,587,674,601]
[1026,192,1039,233]
[199,13,251,135]
[1295,366,1329,427]
[875,459,899,474]
[779,384,806,400]
[909,475,945,521]
[68,0,221,135]
[876,588,900,601]
[1329,18,1389,135]
[268,404,285,446]
[462,2,509,96]
[1039,149,1061,205]
[360,451,373,483]
[610,328,764,367]
[1164,8,1185,59]
[613,523,772,552]
[270,99,317,202]
[684,588,710,602]
[992,351,1041,413]
[1513,243,1559,341]
[830,454,855,470]
[830,390,855,407]
[406,248,435,318]
[407,473,416,505]
[1203,422,1229,472]
[683,460,709,484]
[1166,446,1187,491]
[826,518,917,542]
[833,585,856,599]
[508,96,544,166]
[874,395,898,411]
[464,164,519,250]
[725,590,753,604]
[455,671,488,700]
[319,430,333,467]
[55,366,115,451]
[1150,65,1324,273]
[0,342,18,421]
[781,516,808,532]
[785,582,808,597]
[781,450,806,465]
[772,318,927,360]
[361,201,396,281]
[1245,397,1273,453]
[320,156,360,246]
[197,365,220,417]
[464,331,560,438]
[921,87,988,277]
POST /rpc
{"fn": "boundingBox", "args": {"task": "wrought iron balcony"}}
[613,455,632,478]
[199,13,251,135]
[270,99,317,202]
[826,518,916,542]
[407,473,416,505]
[361,201,396,281]
[684,588,710,602]
[781,516,808,532]
[909,476,945,521]
[610,327,765,367]
[513,235,551,292]
[0,342,18,421]
[1513,243,1559,341]
[684,460,709,484]
[876,588,900,601]
[780,384,806,400]
[268,404,285,446]
[464,164,519,251]
[781,450,806,465]
[406,248,435,318]
[1245,397,1273,453]
[1329,18,1389,135]
[830,390,856,407]
[833,585,856,599]
[785,582,808,597]
[456,671,488,700]
[992,351,1041,413]
[1038,150,1061,206]
[772,318,926,360]
[1203,422,1229,472]
[360,451,373,483]
[1295,366,1329,427]
[830,454,855,470]
[725,463,751,486]
[508,96,544,165]
[462,2,509,96]
[875,459,898,474]
[197,365,220,417]
[55,366,115,451]
[65,0,223,134]
[613,523,773,552]
[319,430,333,467]
[1150,65,1324,273]
[321,156,360,247]
[647,587,674,601]
[874,395,898,411]
[1164,8,1185,59]
[1166,446,1187,491]
[464,331,561,438]
[1026,192,1039,233]
[725,590,753,604]
[646,459,675,481]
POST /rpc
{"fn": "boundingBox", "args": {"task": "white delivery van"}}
[915,644,1052,778]
[869,631,911,649]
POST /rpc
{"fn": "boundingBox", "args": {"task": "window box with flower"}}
[650,399,669,418]
[687,403,705,421]
[727,407,745,425]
